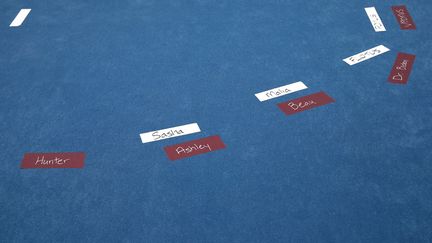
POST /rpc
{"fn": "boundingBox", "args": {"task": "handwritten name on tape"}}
[343,45,390,66]
[365,7,386,32]
[140,123,201,144]
[255,81,308,102]
[21,152,85,169]
[278,92,335,115]
[392,5,416,30]
[388,53,415,84]
[164,135,226,160]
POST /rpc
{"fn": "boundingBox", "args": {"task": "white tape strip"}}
[140,123,201,143]
[10,9,31,27]
[255,81,308,102]
[343,45,390,66]
[365,7,386,32]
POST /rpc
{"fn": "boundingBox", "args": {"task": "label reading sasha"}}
[21,152,85,169]
[164,135,226,160]
[278,92,335,115]
[140,123,201,144]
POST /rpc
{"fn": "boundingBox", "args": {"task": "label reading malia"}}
[21,152,85,169]
[255,81,308,102]
[164,135,226,160]
[278,91,335,115]
[140,123,201,144]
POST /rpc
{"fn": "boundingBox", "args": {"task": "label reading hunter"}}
[164,135,226,160]
[278,92,335,115]
[392,5,416,30]
[21,152,85,169]
[388,53,415,84]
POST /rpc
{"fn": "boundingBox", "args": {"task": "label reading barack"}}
[388,53,415,84]
[392,6,416,30]
[343,45,390,65]
[164,135,226,160]
[21,152,85,169]
[255,81,308,102]
[364,7,386,32]
[278,92,335,115]
[140,123,200,143]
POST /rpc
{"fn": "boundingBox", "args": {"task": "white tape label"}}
[10,9,31,27]
[365,7,386,32]
[343,45,390,66]
[255,81,308,102]
[140,123,201,144]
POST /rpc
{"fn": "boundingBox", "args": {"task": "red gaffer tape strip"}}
[391,5,416,30]
[388,53,416,84]
[278,91,335,115]
[21,152,86,169]
[164,135,226,160]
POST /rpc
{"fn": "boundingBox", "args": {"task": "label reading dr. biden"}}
[164,135,226,160]
[388,53,415,84]
[278,92,335,115]
[21,152,85,169]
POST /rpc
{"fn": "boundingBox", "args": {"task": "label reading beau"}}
[164,135,226,160]
[343,45,390,65]
[278,91,335,115]
[365,7,386,32]
[140,123,201,143]
[388,53,415,84]
[255,81,308,102]
[21,152,85,169]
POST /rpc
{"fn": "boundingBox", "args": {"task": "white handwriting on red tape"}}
[392,59,409,81]
[395,9,413,27]
[287,100,317,111]
[35,156,70,165]
[176,143,212,154]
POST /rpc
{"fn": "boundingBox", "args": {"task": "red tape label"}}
[388,53,415,84]
[278,92,335,115]
[164,135,226,160]
[21,152,85,169]
[392,5,416,30]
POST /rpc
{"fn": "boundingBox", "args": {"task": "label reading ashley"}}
[21,152,85,169]
[164,135,226,160]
